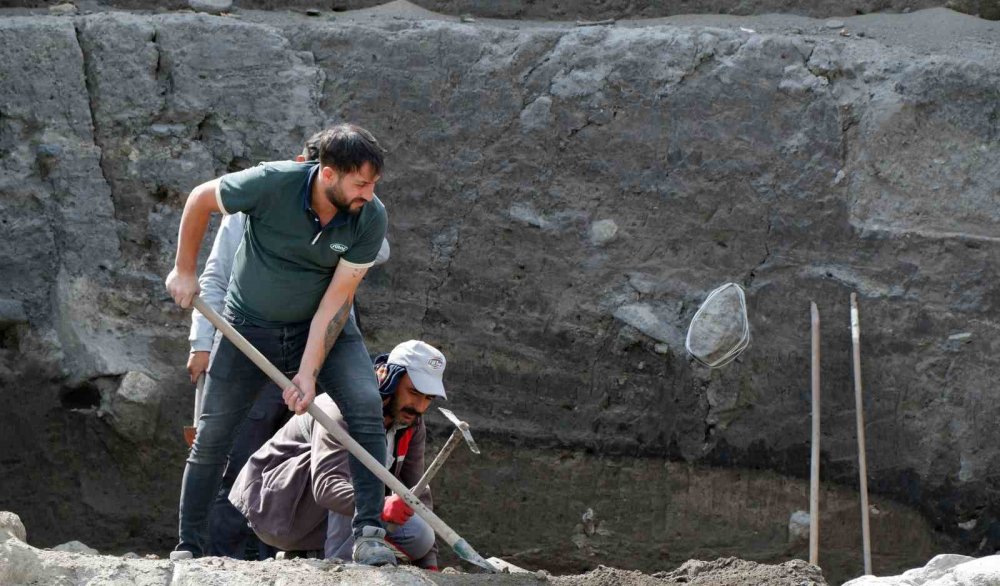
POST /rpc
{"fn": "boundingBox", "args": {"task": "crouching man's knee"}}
[388,514,434,561]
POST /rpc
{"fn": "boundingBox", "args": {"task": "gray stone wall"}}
[0,6,998,569]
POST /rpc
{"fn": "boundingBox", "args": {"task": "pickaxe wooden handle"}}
[412,428,465,495]
[412,410,479,495]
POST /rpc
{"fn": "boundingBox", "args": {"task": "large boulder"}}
[0,512,27,543]
[843,554,990,585]
[101,371,162,443]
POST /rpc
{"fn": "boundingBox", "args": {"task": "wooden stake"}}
[810,302,821,567]
[850,292,873,575]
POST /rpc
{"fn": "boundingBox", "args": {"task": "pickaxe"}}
[411,407,480,496]
[385,408,481,534]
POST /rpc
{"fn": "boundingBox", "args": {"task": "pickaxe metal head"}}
[438,407,480,454]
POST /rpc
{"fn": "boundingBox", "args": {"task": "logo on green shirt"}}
[330,243,349,253]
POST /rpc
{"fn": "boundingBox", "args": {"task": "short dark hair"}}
[301,131,324,161]
[317,124,385,176]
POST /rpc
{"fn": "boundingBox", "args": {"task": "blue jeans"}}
[207,381,289,559]
[176,312,386,556]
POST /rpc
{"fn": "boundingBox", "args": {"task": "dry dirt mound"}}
[655,557,827,585]
[546,559,826,586]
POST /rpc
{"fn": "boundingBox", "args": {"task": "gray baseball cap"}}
[387,340,447,399]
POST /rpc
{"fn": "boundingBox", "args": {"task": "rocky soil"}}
[0,2,998,585]
[0,511,828,585]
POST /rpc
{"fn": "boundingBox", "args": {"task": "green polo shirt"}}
[217,160,387,327]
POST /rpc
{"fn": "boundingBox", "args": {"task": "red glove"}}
[381,494,414,525]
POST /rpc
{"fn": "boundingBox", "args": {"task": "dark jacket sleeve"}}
[309,414,356,517]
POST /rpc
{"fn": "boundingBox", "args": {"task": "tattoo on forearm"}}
[323,301,351,356]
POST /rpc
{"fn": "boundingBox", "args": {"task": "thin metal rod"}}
[809,302,821,567]
[192,296,497,572]
[850,292,873,575]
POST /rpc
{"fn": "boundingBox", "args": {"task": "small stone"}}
[948,332,973,342]
[614,303,683,346]
[122,552,139,559]
[145,554,159,560]
[902,6,912,12]
[788,510,810,543]
[36,144,63,158]
[509,203,549,229]
[536,569,551,580]
[306,8,321,16]
[330,564,343,572]
[460,14,476,23]
[582,508,597,536]
[441,566,462,574]
[832,169,846,185]
[149,124,186,137]
[654,343,670,355]
[53,540,99,555]
[590,219,619,246]
[0,511,27,543]
[825,19,845,29]
[49,3,78,15]
[188,0,232,15]
[959,519,977,531]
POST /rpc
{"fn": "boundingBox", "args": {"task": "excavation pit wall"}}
[0,4,998,585]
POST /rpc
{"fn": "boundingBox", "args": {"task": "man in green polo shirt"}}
[165,124,396,565]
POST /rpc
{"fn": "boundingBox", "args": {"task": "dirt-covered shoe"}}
[352,526,398,567]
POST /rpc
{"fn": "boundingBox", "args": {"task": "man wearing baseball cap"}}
[229,340,448,568]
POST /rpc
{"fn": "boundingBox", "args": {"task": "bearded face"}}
[323,177,365,215]
[383,392,423,428]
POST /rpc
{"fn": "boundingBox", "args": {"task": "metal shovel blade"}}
[454,538,498,572]
[438,407,480,454]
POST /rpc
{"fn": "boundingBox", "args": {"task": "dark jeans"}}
[206,381,289,559]
[176,312,386,556]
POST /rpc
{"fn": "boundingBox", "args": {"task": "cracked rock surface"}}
[0,3,998,584]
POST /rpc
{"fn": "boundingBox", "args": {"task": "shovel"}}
[191,296,499,572]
